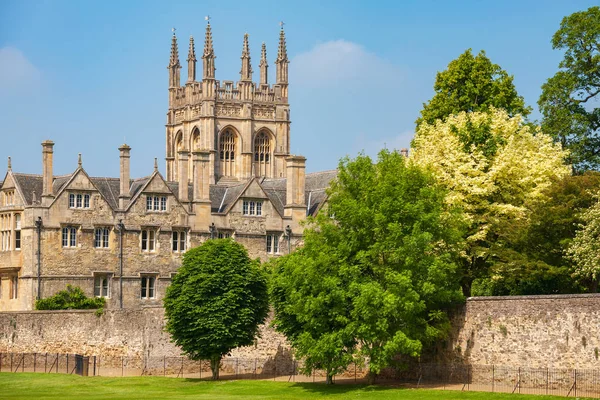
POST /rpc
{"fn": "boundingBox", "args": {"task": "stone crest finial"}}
[78,153,82,168]
[7,156,11,171]
[154,158,158,172]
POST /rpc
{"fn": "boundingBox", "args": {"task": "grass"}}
[0,373,574,400]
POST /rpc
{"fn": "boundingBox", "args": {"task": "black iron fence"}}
[1,353,600,397]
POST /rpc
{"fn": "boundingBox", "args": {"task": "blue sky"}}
[0,0,597,178]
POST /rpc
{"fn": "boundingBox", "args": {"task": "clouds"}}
[0,47,41,93]
[289,40,418,171]
[290,40,402,88]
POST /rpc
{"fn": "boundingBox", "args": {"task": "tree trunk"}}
[210,356,221,380]
[367,370,377,385]
[325,369,334,385]
[461,278,472,298]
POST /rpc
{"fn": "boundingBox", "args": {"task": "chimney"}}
[119,144,131,209]
[193,150,211,202]
[41,140,55,206]
[284,155,306,219]
[178,150,189,202]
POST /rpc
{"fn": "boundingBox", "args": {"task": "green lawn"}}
[0,373,574,400]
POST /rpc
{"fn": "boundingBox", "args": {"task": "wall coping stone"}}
[468,293,600,301]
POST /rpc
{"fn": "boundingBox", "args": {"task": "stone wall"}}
[4,295,600,370]
[447,294,600,369]
[0,306,290,363]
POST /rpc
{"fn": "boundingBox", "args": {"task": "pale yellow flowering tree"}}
[566,199,600,291]
[410,108,570,295]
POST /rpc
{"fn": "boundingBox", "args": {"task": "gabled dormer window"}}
[242,200,263,216]
[146,195,167,212]
[69,193,90,209]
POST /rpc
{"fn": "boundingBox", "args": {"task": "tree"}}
[271,150,464,384]
[417,49,531,127]
[410,108,570,296]
[35,285,105,310]
[163,239,269,380]
[473,172,600,296]
[567,195,600,292]
[538,6,600,171]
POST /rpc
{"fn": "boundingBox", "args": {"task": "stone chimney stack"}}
[41,140,55,206]
[193,150,212,228]
[119,144,131,209]
[284,156,306,225]
[178,150,189,202]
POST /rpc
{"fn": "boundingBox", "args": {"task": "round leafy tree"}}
[164,239,269,379]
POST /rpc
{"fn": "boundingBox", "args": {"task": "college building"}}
[0,22,336,310]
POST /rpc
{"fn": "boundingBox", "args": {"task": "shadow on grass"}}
[289,382,409,395]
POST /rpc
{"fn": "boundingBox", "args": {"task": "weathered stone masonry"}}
[3,295,600,369]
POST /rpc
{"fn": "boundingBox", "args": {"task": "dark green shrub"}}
[35,284,105,310]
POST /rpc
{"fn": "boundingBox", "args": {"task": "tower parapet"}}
[165,21,291,184]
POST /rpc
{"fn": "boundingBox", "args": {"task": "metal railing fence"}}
[1,353,599,397]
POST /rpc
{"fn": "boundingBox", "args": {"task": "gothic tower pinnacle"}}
[240,33,252,81]
[275,23,289,85]
[202,17,216,80]
[259,42,268,85]
[187,35,196,83]
[168,29,181,88]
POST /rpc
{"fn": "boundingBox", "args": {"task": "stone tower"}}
[165,21,291,185]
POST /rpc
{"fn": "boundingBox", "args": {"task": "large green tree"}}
[164,239,269,380]
[271,150,464,384]
[417,49,531,127]
[538,6,600,171]
[411,109,570,296]
[567,192,600,292]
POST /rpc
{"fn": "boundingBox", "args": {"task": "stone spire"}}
[259,42,268,85]
[202,18,216,79]
[187,35,196,83]
[168,29,181,88]
[240,33,252,81]
[275,23,289,84]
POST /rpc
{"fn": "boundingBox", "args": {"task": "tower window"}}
[220,130,236,161]
[254,131,271,164]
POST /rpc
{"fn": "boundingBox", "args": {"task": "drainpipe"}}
[35,217,42,300]
[118,219,125,309]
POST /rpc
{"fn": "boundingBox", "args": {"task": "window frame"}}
[172,230,187,253]
[242,200,263,216]
[9,275,18,299]
[62,226,78,248]
[145,195,168,212]
[266,232,280,254]
[93,273,110,298]
[68,192,91,209]
[141,228,157,252]
[94,227,110,249]
[140,274,157,299]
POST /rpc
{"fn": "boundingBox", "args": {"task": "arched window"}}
[220,129,237,176]
[253,131,272,177]
[173,131,183,181]
[191,127,200,150]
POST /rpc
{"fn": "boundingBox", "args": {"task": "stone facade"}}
[0,23,336,311]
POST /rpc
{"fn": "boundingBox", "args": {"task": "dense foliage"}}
[474,173,600,295]
[416,49,531,127]
[271,150,464,383]
[567,195,600,291]
[410,109,570,296]
[35,285,105,310]
[163,239,269,380]
[539,6,600,171]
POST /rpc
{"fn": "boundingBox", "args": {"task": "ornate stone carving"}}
[174,110,185,123]
[191,104,201,118]
[229,212,266,234]
[216,104,241,117]
[252,106,275,119]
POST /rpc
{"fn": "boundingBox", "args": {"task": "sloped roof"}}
[5,168,338,216]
